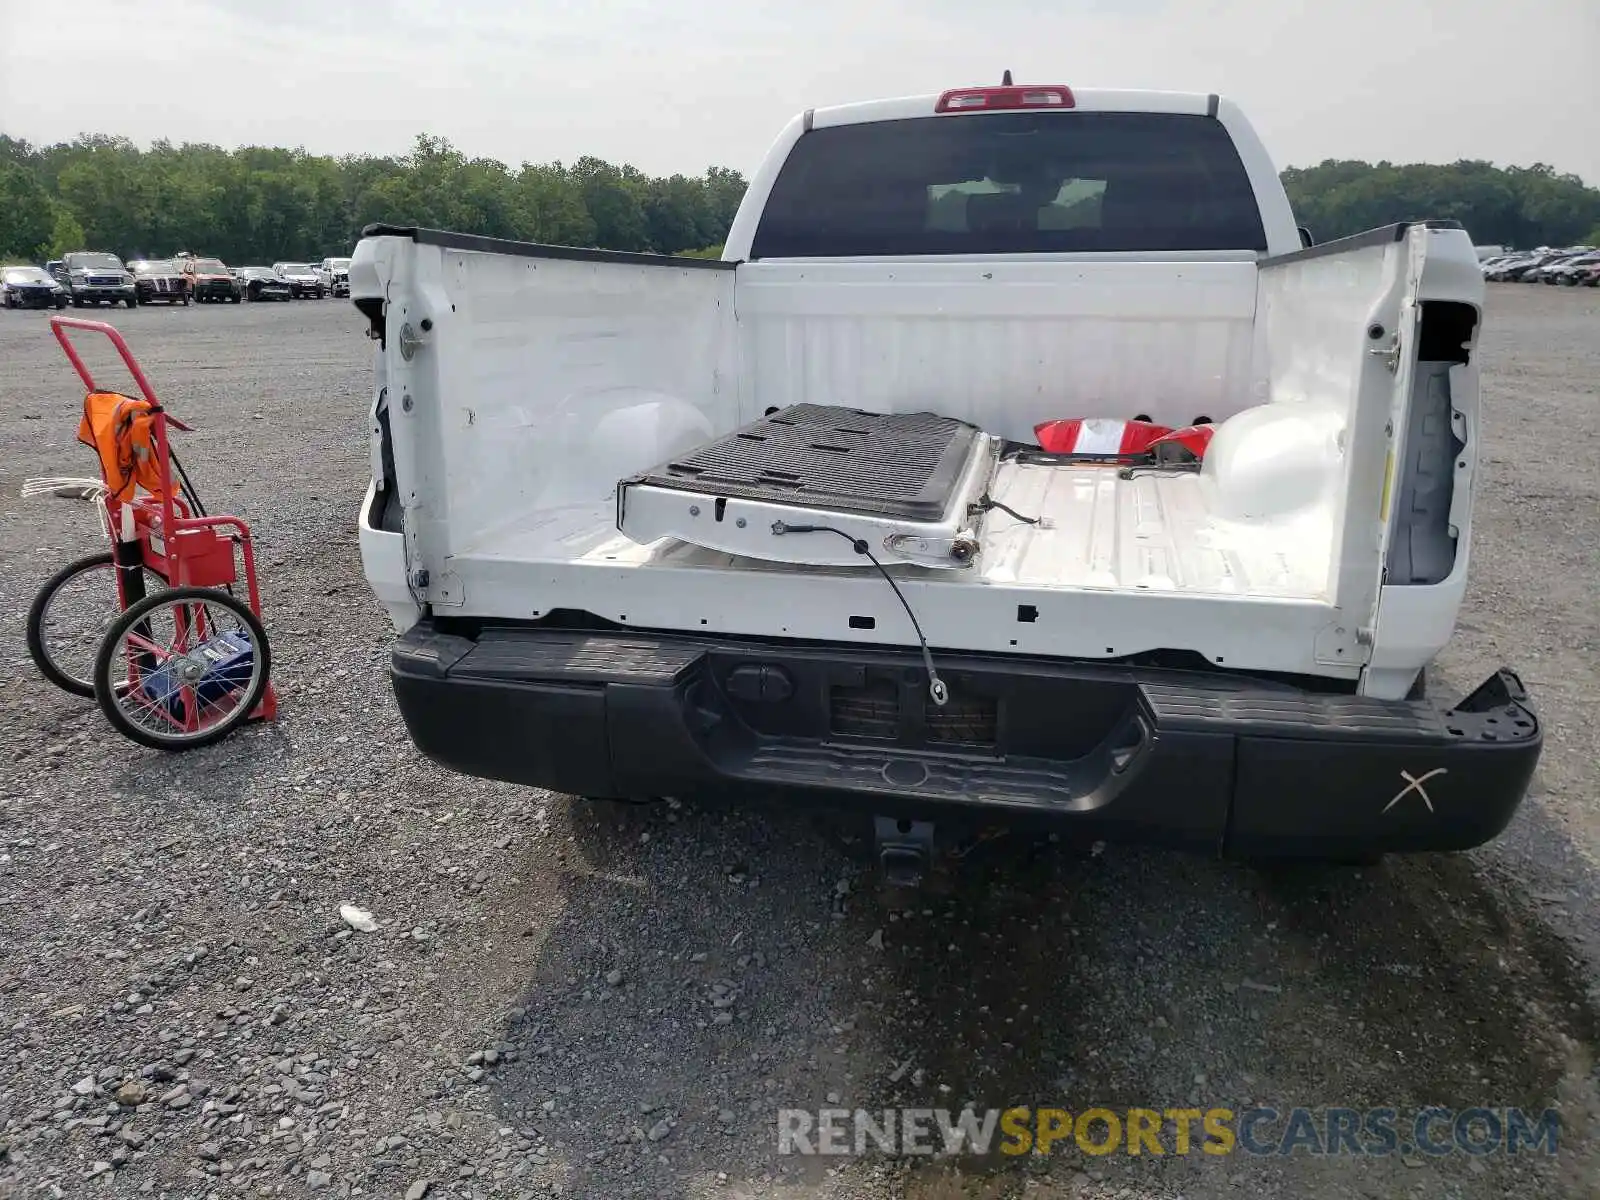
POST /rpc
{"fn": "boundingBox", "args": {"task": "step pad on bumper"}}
[1141,680,1528,743]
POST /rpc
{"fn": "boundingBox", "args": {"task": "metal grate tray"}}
[622,403,981,522]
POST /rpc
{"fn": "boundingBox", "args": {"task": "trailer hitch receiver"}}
[875,816,935,888]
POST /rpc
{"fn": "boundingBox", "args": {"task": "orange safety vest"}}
[77,391,165,503]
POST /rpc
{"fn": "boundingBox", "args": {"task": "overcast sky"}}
[4,0,1597,183]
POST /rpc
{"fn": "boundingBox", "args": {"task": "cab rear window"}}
[750,111,1267,258]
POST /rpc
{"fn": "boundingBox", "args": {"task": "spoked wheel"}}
[92,586,271,751]
[27,552,166,697]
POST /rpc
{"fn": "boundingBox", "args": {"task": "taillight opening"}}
[935,85,1076,114]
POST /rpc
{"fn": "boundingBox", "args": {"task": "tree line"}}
[0,133,746,265]
[3,131,1598,265]
[1282,160,1600,249]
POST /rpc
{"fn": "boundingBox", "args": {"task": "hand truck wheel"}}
[91,586,271,752]
[26,551,165,698]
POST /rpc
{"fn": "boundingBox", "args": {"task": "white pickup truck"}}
[350,81,1540,872]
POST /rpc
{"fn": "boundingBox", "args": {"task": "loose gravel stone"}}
[340,903,379,933]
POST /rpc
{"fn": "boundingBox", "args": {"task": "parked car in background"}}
[52,251,137,307]
[237,266,294,301]
[1487,251,1569,282]
[1,265,69,309]
[1524,254,1577,284]
[273,262,326,299]
[1576,262,1600,287]
[1540,251,1600,284]
[1515,259,1557,281]
[182,256,243,303]
[319,256,352,297]
[128,259,191,305]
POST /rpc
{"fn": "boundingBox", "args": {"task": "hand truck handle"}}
[49,316,158,400]
[48,316,192,430]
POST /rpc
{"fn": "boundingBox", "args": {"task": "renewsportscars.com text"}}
[777,1106,1562,1158]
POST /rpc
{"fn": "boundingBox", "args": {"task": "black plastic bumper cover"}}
[389,623,1542,859]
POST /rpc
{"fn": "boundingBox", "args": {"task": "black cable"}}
[1118,461,1202,480]
[770,521,948,707]
[168,448,207,517]
[166,446,240,597]
[1008,449,1143,467]
[971,493,1041,525]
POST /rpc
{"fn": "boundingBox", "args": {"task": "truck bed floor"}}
[978,460,1330,598]
[469,457,1331,602]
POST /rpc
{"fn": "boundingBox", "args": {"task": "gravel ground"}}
[0,286,1596,1200]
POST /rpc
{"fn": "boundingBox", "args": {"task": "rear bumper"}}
[388,622,1542,859]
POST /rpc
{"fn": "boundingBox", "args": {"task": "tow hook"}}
[875,815,934,888]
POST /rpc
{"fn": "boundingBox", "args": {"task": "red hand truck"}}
[23,316,277,750]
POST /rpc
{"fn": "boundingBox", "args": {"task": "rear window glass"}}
[750,111,1267,258]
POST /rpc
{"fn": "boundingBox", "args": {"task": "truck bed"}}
[353,217,1487,695]
[615,403,1327,595]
